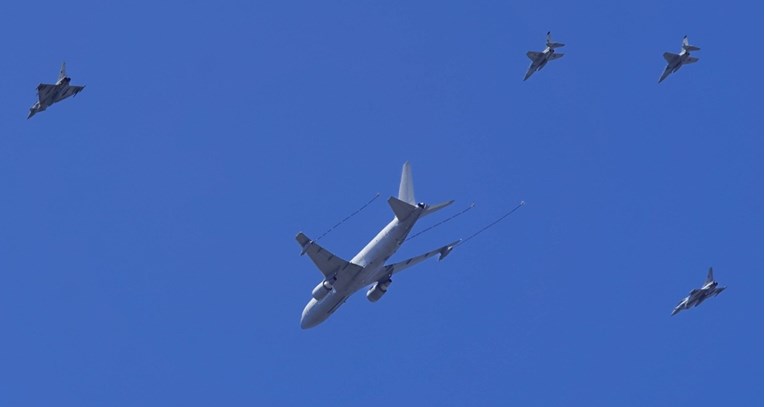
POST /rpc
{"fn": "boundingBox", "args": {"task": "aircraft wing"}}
[36,83,57,103]
[383,240,460,276]
[685,57,699,64]
[526,51,543,61]
[658,67,672,83]
[54,85,85,102]
[523,65,536,81]
[548,53,564,60]
[296,232,362,279]
[663,52,679,63]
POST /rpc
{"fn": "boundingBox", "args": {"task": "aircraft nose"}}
[300,316,319,329]
[300,299,320,329]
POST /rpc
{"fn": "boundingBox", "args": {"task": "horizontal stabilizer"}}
[296,232,362,278]
[546,32,564,48]
[422,199,454,217]
[383,240,461,275]
[681,36,700,51]
[388,196,419,221]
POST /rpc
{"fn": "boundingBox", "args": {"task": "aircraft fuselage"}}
[300,205,424,328]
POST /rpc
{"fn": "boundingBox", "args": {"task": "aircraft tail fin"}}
[705,267,714,284]
[392,161,452,219]
[546,31,565,48]
[682,36,700,51]
[398,161,416,205]
[59,62,67,80]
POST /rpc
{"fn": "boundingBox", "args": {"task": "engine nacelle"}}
[311,279,333,301]
[366,279,392,303]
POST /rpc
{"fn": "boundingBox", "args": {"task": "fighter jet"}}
[28,63,85,119]
[658,36,700,83]
[672,267,726,316]
[523,31,565,81]
[296,162,459,329]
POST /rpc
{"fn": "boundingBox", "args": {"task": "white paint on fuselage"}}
[300,207,423,329]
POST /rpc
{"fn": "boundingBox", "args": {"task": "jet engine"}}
[311,279,334,301]
[366,279,392,303]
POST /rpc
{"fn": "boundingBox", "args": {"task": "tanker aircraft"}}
[297,162,459,329]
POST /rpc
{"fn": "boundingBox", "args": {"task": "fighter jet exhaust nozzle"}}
[366,279,392,302]
[311,279,334,301]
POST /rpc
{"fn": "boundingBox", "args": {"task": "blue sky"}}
[0,1,761,405]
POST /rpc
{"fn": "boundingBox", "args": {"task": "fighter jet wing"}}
[296,232,362,279]
[548,53,564,60]
[685,57,699,64]
[54,85,85,102]
[383,240,460,276]
[523,65,537,81]
[663,52,680,63]
[658,67,673,83]
[36,83,57,103]
[526,51,543,61]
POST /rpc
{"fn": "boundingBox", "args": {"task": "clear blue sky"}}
[0,1,761,405]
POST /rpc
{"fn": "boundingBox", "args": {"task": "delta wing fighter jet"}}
[524,32,565,81]
[28,63,85,119]
[658,36,700,83]
[672,267,726,316]
[296,162,459,329]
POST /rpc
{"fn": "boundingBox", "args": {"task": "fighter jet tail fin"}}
[705,267,714,284]
[59,62,67,81]
[546,32,565,48]
[682,36,700,51]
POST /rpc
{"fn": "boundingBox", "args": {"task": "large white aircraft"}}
[296,162,460,329]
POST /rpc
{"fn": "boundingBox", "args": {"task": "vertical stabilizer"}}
[398,161,416,205]
[705,267,714,284]
[59,62,67,80]
[682,36,700,51]
[546,31,565,48]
